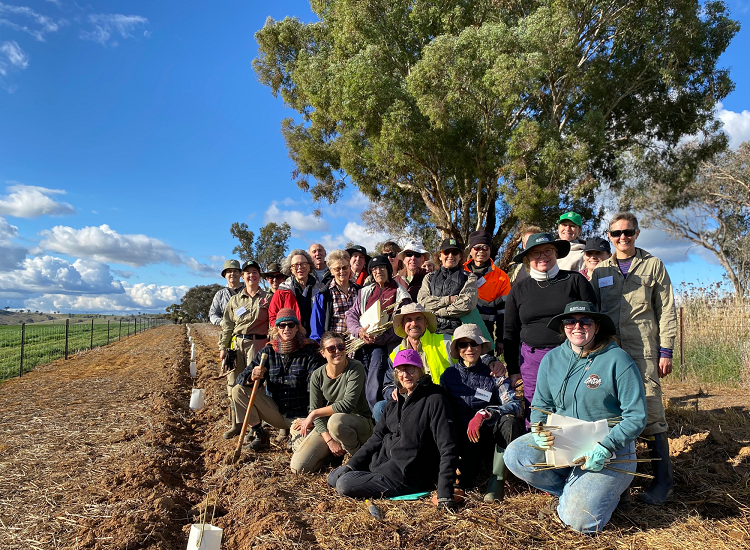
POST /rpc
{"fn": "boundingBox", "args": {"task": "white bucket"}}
[190,361,197,377]
[189,388,205,410]
[186,523,222,550]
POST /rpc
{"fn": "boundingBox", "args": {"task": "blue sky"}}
[0,1,749,313]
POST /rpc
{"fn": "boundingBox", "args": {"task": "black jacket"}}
[346,376,459,500]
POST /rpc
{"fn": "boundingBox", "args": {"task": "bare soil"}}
[0,323,748,549]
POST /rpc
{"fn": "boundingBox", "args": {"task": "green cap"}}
[221,259,241,277]
[558,212,582,226]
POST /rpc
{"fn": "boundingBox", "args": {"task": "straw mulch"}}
[0,323,748,549]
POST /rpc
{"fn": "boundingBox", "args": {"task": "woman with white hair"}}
[269,248,318,334]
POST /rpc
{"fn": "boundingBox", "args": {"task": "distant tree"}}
[230,221,291,267]
[626,141,750,296]
[180,284,223,322]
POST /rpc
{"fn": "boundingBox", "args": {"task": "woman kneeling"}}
[328,349,459,509]
[290,331,373,473]
[504,301,647,534]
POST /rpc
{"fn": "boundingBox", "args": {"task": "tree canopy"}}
[254,0,738,249]
[179,284,222,323]
[230,221,291,268]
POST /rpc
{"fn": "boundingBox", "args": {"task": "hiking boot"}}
[222,423,242,439]
[275,428,289,443]
[243,427,270,452]
[636,433,674,505]
[484,447,508,503]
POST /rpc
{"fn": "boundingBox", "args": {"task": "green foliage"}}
[230,222,291,268]
[254,0,738,247]
[180,284,222,323]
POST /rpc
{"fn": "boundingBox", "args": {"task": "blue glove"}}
[574,443,612,472]
[531,422,554,450]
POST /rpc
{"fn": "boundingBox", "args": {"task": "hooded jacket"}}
[590,248,677,358]
[346,375,458,500]
[530,340,647,454]
[268,274,318,334]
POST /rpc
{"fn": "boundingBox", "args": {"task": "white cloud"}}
[716,102,750,149]
[39,224,182,267]
[182,255,217,278]
[264,202,330,232]
[0,215,26,271]
[24,283,189,314]
[319,222,389,253]
[0,255,123,295]
[80,13,148,46]
[0,183,75,218]
[1,40,28,68]
[0,2,61,41]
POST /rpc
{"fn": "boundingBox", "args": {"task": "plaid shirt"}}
[330,280,357,334]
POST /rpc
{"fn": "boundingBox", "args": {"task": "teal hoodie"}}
[530,340,647,454]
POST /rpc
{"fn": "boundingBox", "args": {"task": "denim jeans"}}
[328,466,409,498]
[372,400,387,423]
[505,432,635,534]
[361,345,389,411]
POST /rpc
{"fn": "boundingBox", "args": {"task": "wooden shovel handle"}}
[230,352,268,463]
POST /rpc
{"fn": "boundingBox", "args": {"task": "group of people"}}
[209,210,677,534]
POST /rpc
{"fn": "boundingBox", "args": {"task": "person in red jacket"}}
[463,230,510,352]
[269,249,318,334]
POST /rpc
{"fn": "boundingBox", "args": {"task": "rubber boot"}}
[637,433,674,505]
[244,424,270,452]
[484,447,508,503]
[222,402,242,439]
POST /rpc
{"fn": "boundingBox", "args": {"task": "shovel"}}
[229,352,268,464]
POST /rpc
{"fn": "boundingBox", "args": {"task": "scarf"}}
[271,332,307,355]
[529,264,560,281]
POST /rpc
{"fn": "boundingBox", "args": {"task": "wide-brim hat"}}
[221,259,241,277]
[262,262,283,277]
[398,239,431,261]
[512,232,570,263]
[392,303,437,338]
[449,323,492,359]
[547,301,617,336]
[241,260,261,273]
[345,244,372,266]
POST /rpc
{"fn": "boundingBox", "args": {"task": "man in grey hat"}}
[397,239,431,301]
[209,259,244,325]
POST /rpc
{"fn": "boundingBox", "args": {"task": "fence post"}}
[127,321,131,337]
[679,306,685,381]
[119,319,122,340]
[19,323,25,377]
[90,318,94,350]
[64,318,70,360]
[107,320,110,344]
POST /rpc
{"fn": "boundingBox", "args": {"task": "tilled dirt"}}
[1,323,749,550]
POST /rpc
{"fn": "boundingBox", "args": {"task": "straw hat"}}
[392,303,437,338]
[449,323,492,359]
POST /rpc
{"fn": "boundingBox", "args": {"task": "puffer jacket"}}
[418,268,478,334]
[590,248,677,358]
[346,375,459,500]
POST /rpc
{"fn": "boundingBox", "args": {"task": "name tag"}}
[475,388,492,402]
[235,306,247,317]
[477,276,486,288]
[598,276,614,288]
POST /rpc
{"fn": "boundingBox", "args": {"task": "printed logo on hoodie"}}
[585,374,602,389]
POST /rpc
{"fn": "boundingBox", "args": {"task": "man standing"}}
[309,243,329,291]
[209,260,244,325]
[397,240,431,301]
[219,260,271,438]
[555,212,585,272]
[591,212,677,505]
[464,230,510,352]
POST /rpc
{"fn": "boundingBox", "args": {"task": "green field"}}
[0,319,169,381]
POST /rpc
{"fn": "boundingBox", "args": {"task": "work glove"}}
[467,410,491,443]
[573,443,612,472]
[531,422,554,450]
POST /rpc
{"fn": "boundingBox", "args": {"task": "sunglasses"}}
[277,322,297,330]
[456,340,480,349]
[267,274,285,280]
[442,249,461,256]
[385,252,398,259]
[472,245,490,252]
[561,317,595,327]
[324,343,346,354]
[403,251,420,258]
[609,229,637,238]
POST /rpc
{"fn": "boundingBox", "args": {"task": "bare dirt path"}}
[1,323,749,550]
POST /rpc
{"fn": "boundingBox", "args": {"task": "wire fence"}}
[0,318,171,381]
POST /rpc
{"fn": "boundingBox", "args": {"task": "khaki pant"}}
[289,413,373,474]
[227,336,268,398]
[629,355,668,436]
[231,383,292,429]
